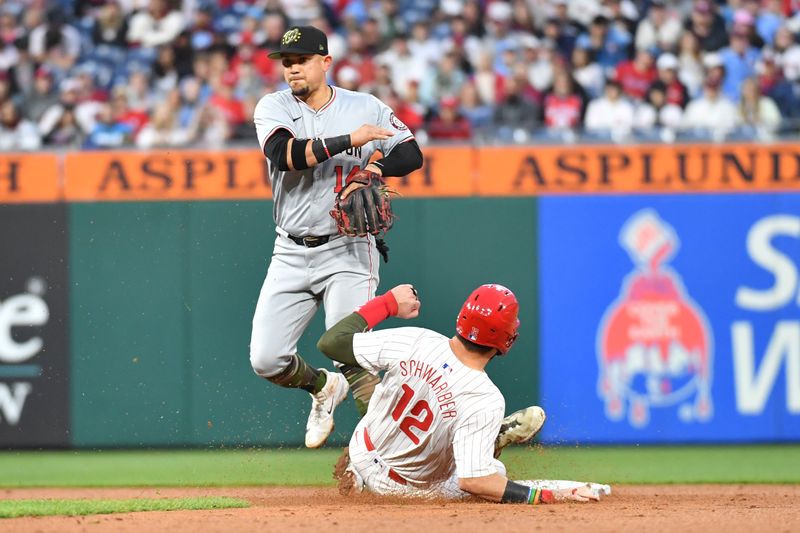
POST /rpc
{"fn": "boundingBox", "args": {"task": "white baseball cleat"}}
[495,406,546,457]
[305,369,349,448]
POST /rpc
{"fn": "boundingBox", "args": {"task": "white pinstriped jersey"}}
[353,327,506,485]
[253,86,414,236]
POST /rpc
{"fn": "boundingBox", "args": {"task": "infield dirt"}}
[2,485,798,532]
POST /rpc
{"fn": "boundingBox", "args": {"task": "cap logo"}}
[282,29,302,45]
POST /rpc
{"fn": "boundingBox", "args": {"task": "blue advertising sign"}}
[539,194,800,443]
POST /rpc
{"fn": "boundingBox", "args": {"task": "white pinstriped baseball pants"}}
[249,229,379,377]
[347,419,507,499]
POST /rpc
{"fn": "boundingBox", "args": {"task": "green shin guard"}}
[341,364,379,417]
[267,354,327,394]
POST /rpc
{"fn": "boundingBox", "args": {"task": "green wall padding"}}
[69,198,538,447]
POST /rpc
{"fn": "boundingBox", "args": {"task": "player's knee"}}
[249,344,288,378]
[491,459,507,478]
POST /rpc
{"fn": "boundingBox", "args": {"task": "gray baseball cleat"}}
[495,406,546,457]
[305,369,349,448]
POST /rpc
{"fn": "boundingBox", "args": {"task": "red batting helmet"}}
[455,284,520,354]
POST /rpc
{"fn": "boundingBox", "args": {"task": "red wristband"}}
[540,489,555,504]
[356,292,399,329]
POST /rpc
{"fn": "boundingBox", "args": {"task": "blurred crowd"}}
[0,0,799,151]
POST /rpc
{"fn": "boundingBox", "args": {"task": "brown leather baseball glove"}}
[330,170,397,238]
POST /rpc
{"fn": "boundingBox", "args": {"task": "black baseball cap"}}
[268,26,329,59]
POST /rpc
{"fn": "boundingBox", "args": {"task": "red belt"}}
[363,428,407,485]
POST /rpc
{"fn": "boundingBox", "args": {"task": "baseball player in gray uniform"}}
[318,284,609,503]
[251,26,423,448]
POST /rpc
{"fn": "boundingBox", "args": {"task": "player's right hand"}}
[350,124,394,148]
[390,284,420,319]
[553,485,600,503]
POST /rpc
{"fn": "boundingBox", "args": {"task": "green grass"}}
[502,445,800,484]
[0,449,336,487]
[1,446,799,488]
[0,497,249,519]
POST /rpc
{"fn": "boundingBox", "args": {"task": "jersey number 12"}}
[391,384,433,445]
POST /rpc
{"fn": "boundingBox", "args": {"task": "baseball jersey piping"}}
[292,85,337,114]
[318,86,337,113]
[260,125,297,155]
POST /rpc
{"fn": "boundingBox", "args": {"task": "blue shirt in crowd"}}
[84,122,134,149]
[720,46,760,101]
[575,26,632,70]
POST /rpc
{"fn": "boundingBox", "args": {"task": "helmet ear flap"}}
[506,331,520,351]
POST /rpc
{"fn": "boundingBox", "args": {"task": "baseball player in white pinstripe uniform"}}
[318,284,607,504]
[250,26,423,448]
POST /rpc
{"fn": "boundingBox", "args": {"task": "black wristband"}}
[501,480,533,504]
[291,138,310,170]
[311,138,327,162]
[311,134,352,163]
[326,134,351,156]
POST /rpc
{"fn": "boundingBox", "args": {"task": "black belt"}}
[286,233,334,248]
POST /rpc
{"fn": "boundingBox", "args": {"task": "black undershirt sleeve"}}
[263,130,354,171]
[262,128,294,171]
[371,139,423,177]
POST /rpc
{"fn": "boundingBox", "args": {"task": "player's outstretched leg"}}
[494,406,546,458]
[262,353,349,448]
[305,368,349,448]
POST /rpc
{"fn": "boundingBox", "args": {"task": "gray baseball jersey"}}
[351,327,506,485]
[254,86,414,236]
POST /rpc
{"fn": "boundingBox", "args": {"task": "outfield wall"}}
[1,144,799,447]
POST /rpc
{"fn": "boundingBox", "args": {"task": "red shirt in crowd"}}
[543,94,583,128]
[333,56,376,87]
[663,79,688,108]
[615,61,657,101]
[230,47,276,83]
[394,103,424,133]
[426,116,472,140]
[116,109,149,136]
[209,92,245,126]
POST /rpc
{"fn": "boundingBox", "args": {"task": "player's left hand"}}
[339,166,381,201]
[390,284,420,319]
[330,170,398,237]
